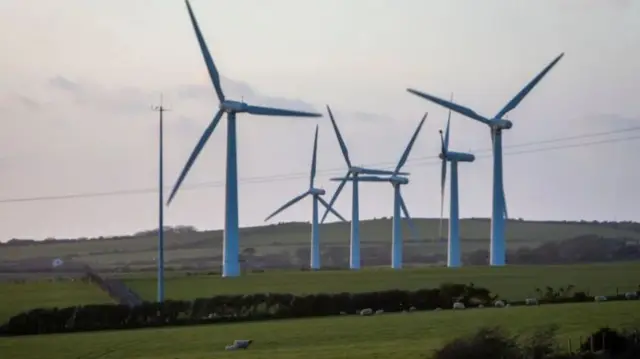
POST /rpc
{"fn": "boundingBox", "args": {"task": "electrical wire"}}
[1,127,639,204]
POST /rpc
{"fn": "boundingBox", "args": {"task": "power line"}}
[2,128,640,205]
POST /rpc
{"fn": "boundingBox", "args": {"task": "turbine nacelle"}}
[220,100,248,113]
[491,119,513,130]
[309,188,326,196]
[389,176,409,185]
[444,151,475,163]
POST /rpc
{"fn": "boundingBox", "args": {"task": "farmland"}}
[2,218,639,272]
[2,300,639,359]
[124,262,640,301]
[0,280,113,323]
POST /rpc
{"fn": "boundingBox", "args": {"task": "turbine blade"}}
[326,105,352,168]
[358,168,410,176]
[167,109,224,205]
[494,53,565,119]
[398,191,418,239]
[320,171,350,223]
[310,125,319,188]
[406,88,491,125]
[444,116,451,152]
[318,196,347,222]
[502,184,509,220]
[354,175,389,182]
[184,0,225,103]
[265,191,309,222]
[394,113,427,175]
[439,129,446,155]
[246,105,322,118]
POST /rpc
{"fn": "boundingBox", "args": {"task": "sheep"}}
[624,292,638,300]
[375,309,384,315]
[505,304,511,308]
[434,307,442,311]
[359,308,373,316]
[409,306,416,312]
[453,302,465,310]
[525,298,538,306]
[494,300,505,308]
[339,311,347,315]
[225,339,253,350]
[478,304,484,308]
[594,295,607,302]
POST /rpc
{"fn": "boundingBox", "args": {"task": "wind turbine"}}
[438,107,475,268]
[331,114,427,269]
[167,0,322,278]
[407,53,564,266]
[264,125,346,270]
[320,106,408,270]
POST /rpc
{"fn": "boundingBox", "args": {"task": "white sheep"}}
[375,309,384,315]
[594,295,607,302]
[505,304,511,308]
[494,300,505,308]
[359,308,373,316]
[525,298,538,306]
[478,304,484,308]
[409,306,416,312]
[453,302,465,310]
[624,292,638,300]
[340,311,347,315]
[434,307,442,311]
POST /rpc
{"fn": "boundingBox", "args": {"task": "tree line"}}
[2,282,637,337]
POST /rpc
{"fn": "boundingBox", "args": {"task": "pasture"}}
[0,280,113,323]
[2,301,639,359]
[2,218,639,272]
[124,262,640,301]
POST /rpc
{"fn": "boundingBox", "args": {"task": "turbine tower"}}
[167,0,322,277]
[438,109,475,268]
[331,114,427,269]
[320,106,408,270]
[264,125,346,270]
[407,53,564,266]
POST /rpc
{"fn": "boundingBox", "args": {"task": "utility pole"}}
[152,94,170,303]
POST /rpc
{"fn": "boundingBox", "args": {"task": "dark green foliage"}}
[434,325,640,359]
[0,283,494,336]
[0,282,634,337]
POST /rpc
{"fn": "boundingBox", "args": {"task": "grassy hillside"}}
[0,280,113,322]
[2,301,639,359]
[124,262,640,301]
[2,218,639,271]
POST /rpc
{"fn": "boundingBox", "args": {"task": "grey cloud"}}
[49,76,82,92]
[14,95,41,111]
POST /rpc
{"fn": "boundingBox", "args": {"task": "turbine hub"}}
[390,176,409,185]
[309,188,326,196]
[493,119,513,130]
[220,100,248,113]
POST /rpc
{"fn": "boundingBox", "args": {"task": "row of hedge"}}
[0,283,636,337]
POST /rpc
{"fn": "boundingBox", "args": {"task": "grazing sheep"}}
[359,308,373,316]
[494,300,505,308]
[594,295,607,302]
[525,298,538,306]
[340,311,347,315]
[225,339,253,350]
[453,302,465,310]
[375,309,384,315]
[505,304,511,308]
[624,292,638,300]
[409,306,416,312]
[478,304,484,308]
[434,307,442,311]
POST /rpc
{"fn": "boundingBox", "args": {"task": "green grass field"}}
[0,280,113,323]
[2,301,639,359]
[124,262,640,301]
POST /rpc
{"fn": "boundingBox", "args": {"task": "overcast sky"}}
[0,0,638,241]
